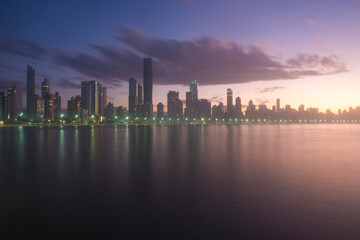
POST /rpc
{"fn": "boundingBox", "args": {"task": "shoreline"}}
[1,121,360,128]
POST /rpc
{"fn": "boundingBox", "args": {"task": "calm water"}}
[1,125,360,239]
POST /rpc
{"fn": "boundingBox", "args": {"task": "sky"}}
[1,0,360,112]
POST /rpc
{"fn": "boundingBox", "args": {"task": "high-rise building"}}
[81,81,90,114]
[246,100,256,119]
[41,79,50,98]
[167,91,183,119]
[26,64,36,119]
[81,80,98,118]
[67,96,81,120]
[7,84,23,119]
[185,92,196,118]
[98,84,107,117]
[35,94,44,120]
[189,80,198,100]
[89,81,98,116]
[0,92,8,120]
[212,102,224,120]
[105,102,115,121]
[45,93,54,121]
[157,103,164,118]
[227,89,233,114]
[276,98,280,112]
[54,92,61,119]
[138,84,143,105]
[41,79,54,121]
[143,58,153,117]
[198,99,211,120]
[235,97,242,118]
[185,81,199,119]
[128,77,138,117]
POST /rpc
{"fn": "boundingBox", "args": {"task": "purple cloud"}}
[260,86,286,93]
[0,26,348,88]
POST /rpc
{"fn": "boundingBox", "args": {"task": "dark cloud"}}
[286,53,346,73]
[0,36,48,59]
[260,86,286,93]
[0,26,348,88]
[53,78,81,89]
[114,26,346,85]
[54,46,140,87]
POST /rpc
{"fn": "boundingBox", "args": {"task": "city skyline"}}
[1,0,360,113]
[2,61,360,123]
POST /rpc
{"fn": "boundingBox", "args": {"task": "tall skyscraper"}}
[54,92,61,119]
[185,81,199,119]
[143,58,153,117]
[167,91,183,119]
[26,64,36,119]
[41,79,53,121]
[7,84,22,119]
[138,84,143,105]
[235,97,242,118]
[276,98,280,112]
[81,80,98,118]
[128,77,138,117]
[189,80,198,100]
[0,92,6,119]
[89,81,98,116]
[227,88,233,115]
[98,84,107,117]
[41,79,50,98]
[35,94,44,120]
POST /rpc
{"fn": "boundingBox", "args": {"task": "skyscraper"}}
[185,81,199,119]
[128,77,138,117]
[276,98,280,112]
[0,92,6,120]
[26,64,36,119]
[167,91,183,119]
[227,88,233,115]
[41,79,50,98]
[54,92,61,119]
[235,97,242,118]
[198,99,211,120]
[98,84,107,117]
[41,79,53,121]
[143,58,153,117]
[157,103,164,118]
[7,83,22,119]
[67,96,81,120]
[89,81,98,116]
[189,80,198,100]
[138,84,143,105]
[81,80,98,118]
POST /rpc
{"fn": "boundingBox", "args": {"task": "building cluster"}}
[127,58,153,119]
[1,57,360,124]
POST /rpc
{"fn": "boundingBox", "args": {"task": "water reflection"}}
[1,125,360,239]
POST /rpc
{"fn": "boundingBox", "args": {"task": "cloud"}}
[286,53,346,73]
[0,26,347,88]
[53,78,81,89]
[307,18,331,30]
[255,98,270,105]
[260,86,285,93]
[0,36,48,59]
